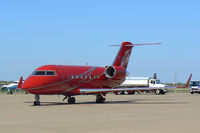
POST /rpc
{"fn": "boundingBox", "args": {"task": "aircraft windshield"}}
[191,81,200,86]
[32,71,57,76]
[46,71,56,76]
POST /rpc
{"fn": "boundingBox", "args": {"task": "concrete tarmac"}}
[0,93,200,133]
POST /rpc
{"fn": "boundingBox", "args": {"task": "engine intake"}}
[105,66,116,79]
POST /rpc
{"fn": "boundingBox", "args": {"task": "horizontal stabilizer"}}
[110,43,161,47]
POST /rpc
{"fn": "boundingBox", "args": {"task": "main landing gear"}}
[33,95,40,106]
[96,94,106,103]
[68,96,76,104]
[63,96,76,104]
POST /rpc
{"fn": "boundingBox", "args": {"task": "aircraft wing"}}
[80,87,168,94]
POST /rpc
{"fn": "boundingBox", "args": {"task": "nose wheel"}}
[33,95,40,106]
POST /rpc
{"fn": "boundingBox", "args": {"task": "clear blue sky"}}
[0,0,199,83]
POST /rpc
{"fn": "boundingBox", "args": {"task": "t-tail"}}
[112,42,161,69]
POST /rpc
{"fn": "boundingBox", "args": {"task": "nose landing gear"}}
[33,95,40,106]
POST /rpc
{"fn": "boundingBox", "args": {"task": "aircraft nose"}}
[21,77,46,90]
[21,79,35,90]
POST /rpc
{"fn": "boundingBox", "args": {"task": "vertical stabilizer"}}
[183,73,192,88]
[17,76,23,89]
[112,42,134,69]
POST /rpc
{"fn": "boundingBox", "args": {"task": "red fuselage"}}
[22,65,126,95]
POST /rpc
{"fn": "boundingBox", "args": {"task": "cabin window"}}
[71,74,74,79]
[75,74,79,79]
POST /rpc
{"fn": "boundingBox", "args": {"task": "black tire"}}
[96,95,105,103]
[155,90,161,95]
[127,91,135,95]
[68,97,76,104]
[33,101,40,106]
[191,92,194,94]
[96,98,105,103]
[160,90,166,95]
[120,91,125,95]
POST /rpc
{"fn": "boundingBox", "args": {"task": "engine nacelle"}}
[104,66,116,79]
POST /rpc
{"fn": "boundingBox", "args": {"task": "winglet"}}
[17,76,23,89]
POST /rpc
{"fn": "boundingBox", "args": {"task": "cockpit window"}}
[46,71,56,76]
[32,71,46,75]
[32,70,57,76]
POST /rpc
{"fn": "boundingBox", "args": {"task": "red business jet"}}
[18,42,161,106]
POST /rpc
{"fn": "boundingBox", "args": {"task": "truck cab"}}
[149,79,167,95]
[149,79,165,87]
[190,81,200,94]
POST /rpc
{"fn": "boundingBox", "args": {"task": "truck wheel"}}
[131,91,135,95]
[161,91,166,95]
[155,90,161,95]
[124,91,128,95]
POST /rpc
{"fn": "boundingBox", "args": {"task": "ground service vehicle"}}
[119,77,167,95]
[190,81,200,94]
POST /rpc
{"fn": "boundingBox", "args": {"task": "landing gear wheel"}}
[155,89,161,95]
[68,97,76,104]
[33,95,40,106]
[33,101,40,106]
[96,94,106,103]
[7,90,13,95]
[191,92,194,94]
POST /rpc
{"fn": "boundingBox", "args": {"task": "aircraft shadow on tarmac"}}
[25,99,188,106]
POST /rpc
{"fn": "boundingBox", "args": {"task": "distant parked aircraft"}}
[1,81,22,94]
